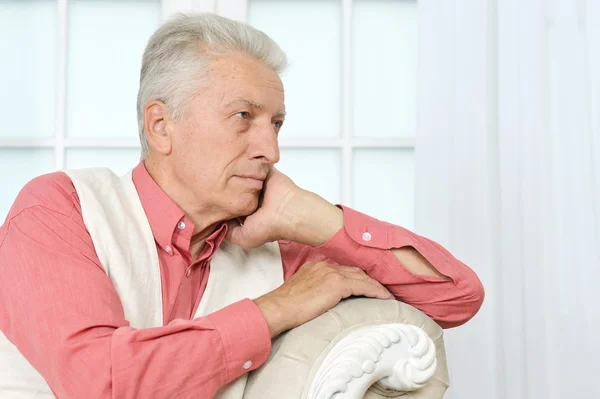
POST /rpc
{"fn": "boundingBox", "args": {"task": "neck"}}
[143,157,227,257]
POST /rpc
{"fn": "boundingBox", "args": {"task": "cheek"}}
[173,123,247,184]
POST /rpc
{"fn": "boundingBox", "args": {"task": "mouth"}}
[234,175,265,189]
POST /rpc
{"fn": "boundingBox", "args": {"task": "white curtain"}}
[415,0,600,398]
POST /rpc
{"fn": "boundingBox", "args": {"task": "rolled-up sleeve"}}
[279,206,485,328]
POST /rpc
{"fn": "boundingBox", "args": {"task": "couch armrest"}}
[244,298,450,399]
[307,323,437,398]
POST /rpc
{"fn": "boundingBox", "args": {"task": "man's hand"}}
[226,167,344,249]
[253,261,394,338]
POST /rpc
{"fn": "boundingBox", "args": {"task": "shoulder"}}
[7,172,79,219]
[1,172,81,244]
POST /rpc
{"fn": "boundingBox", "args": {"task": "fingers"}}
[224,220,242,244]
[344,277,394,300]
[334,266,372,282]
[260,262,396,337]
[334,265,367,276]
[298,262,395,300]
[225,220,259,249]
[321,264,393,300]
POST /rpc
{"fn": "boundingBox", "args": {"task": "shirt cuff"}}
[315,206,417,268]
[206,298,272,385]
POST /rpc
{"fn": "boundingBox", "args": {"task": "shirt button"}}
[243,360,253,370]
[177,221,186,230]
[362,232,372,242]
[186,268,191,277]
[165,245,172,254]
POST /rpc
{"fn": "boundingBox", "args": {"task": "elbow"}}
[432,274,485,329]
[441,274,485,329]
[464,277,485,322]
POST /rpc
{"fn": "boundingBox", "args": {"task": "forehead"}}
[207,54,285,106]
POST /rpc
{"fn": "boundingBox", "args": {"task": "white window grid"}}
[0,0,416,207]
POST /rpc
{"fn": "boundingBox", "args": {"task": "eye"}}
[235,111,251,120]
[272,120,283,129]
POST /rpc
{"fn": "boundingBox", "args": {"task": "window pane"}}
[353,0,417,138]
[278,149,341,205]
[352,149,414,229]
[65,148,141,176]
[0,0,56,138]
[249,0,342,138]
[0,149,55,221]
[66,0,161,138]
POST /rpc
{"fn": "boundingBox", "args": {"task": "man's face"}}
[167,53,285,220]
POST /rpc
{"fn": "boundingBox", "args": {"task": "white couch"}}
[244,297,449,398]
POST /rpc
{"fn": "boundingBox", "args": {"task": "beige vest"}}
[0,168,283,398]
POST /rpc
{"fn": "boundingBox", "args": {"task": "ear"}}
[144,100,173,155]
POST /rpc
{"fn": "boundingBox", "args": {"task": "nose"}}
[248,121,280,164]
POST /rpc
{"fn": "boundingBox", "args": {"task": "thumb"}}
[225,219,256,249]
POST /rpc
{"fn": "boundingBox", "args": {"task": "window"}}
[0,0,160,218]
[0,0,417,228]
[248,0,418,228]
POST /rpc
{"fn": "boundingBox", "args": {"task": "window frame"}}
[0,0,416,208]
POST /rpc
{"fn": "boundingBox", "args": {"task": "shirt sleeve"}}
[279,205,484,328]
[0,174,271,398]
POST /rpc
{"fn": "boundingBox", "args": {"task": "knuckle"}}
[337,283,352,297]
[301,261,319,271]
[317,261,333,270]
[325,271,344,284]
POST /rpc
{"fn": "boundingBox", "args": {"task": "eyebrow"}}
[225,96,286,117]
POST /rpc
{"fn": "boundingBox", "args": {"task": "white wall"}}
[417,0,600,398]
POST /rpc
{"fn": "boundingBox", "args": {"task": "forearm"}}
[280,189,344,247]
[111,300,270,398]
[284,191,448,279]
[279,205,484,327]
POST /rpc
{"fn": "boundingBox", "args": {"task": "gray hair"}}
[136,13,287,159]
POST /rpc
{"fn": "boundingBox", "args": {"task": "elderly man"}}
[0,13,483,399]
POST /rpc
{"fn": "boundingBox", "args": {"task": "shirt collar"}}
[131,161,190,250]
[200,222,228,262]
[132,162,230,254]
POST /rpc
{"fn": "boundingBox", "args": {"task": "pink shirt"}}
[0,162,483,398]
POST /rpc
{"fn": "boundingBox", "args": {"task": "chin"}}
[230,194,260,217]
